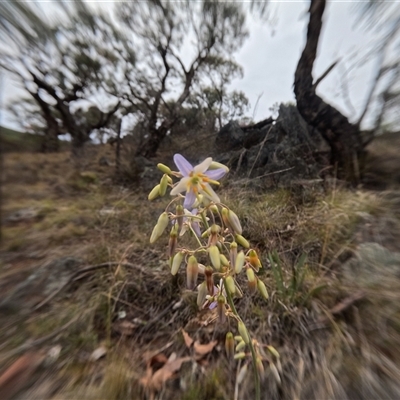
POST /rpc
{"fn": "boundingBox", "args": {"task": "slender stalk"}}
[224,279,260,400]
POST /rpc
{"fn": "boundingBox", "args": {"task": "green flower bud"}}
[148,184,160,201]
[186,256,198,290]
[157,163,171,174]
[235,340,246,352]
[225,332,234,358]
[234,352,246,360]
[150,212,169,243]
[159,174,169,196]
[256,357,265,376]
[171,251,184,275]
[209,161,229,172]
[238,321,250,344]
[246,267,255,282]
[225,276,236,295]
[230,241,238,269]
[210,205,219,214]
[220,254,229,267]
[235,234,250,249]
[197,281,207,309]
[208,245,221,271]
[257,280,269,300]
[168,224,178,257]
[208,224,220,247]
[228,209,242,234]
[267,345,280,359]
[235,251,245,274]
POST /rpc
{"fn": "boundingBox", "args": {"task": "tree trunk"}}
[294,0,365,183]
[41,122,59,153]
[136,125,169,158]
[115,119,122,176]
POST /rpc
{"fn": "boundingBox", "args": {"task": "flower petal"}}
[200,183,220,204]
[192,221,201,237]
[174,154,193,176]
[184,189,196,209]
[170,177,189,196]
[194,157,212,174]
[205,168,226,181]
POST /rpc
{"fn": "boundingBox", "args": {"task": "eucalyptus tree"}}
[0,1,123,152]
[113,0,249,157]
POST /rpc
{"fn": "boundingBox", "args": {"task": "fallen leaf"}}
[193,340,218,356]
[0,351,45,399]
[149,356,191,391]
[181,329,194,348]
[113,320,136,336]
[90,346,107,361]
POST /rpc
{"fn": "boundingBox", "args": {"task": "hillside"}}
[0,136,400,399]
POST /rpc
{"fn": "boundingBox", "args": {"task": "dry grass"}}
[1,139,400,399]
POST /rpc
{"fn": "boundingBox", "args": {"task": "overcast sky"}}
[0,1,394,131]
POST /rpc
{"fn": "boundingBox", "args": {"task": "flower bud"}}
[171,251,184,275]
[246,268,257,293]
[257,280,269,300]
[176,205,184,232]
[157,163,171,174]
[235,251,245,274]
[217,295,226,323]
[150,212,169,243]
[235,234,250,249]
[220,254,229,267]
[159,174,169,196]
[209,161,229,172]
[238,321,250,344]
[267,345,280,359]
[205,266,214,295]
[230,242,238,270]
[208,245,221,271]
[197,281,207,308]
[186,256,199,290]
[148,184,160,201]
[225,332,234,358]
[210,205,219,214]
[235,340,246,352]
[225,276,236,295]
[248,249,262,271]
[197,263,205,275]
[208,224,220,247]
[234,352,246,360]
[168,224,178,257]
[256,357,265,376]
[221,207,231,230]
[228,209,242,234]
[201,227,210,238]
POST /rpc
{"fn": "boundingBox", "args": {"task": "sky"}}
[0,1,395,131]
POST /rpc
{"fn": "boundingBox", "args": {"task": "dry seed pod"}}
[171,251,184,275]
[235,251,245,274]
[205,266,214,295]
[217,295,226,323]
[208,245,221,271]
[176,205,184,232]
[168,224,178,257]
[248,249,262,271]
[225,332,234,358]
[148,184,160,201]
[186,255,199,289]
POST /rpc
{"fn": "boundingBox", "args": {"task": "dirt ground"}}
[1,135,400,399]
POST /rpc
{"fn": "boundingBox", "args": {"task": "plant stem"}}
[224,279,260,400]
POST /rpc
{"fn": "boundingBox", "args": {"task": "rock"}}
[5,208,39,223]
[215,104,331,186]
[0,257,82,313]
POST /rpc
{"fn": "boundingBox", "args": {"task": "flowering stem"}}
[223,279,260,400]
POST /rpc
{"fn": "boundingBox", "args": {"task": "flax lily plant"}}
[148,154,277,399]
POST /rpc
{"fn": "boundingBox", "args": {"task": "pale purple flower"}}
[179,208,202,237]
[170,154,227,209]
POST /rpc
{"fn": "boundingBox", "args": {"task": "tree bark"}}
[294,0,365,183]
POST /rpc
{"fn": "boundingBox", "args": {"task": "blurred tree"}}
[111,0,248,157]
[0,1,122,153]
